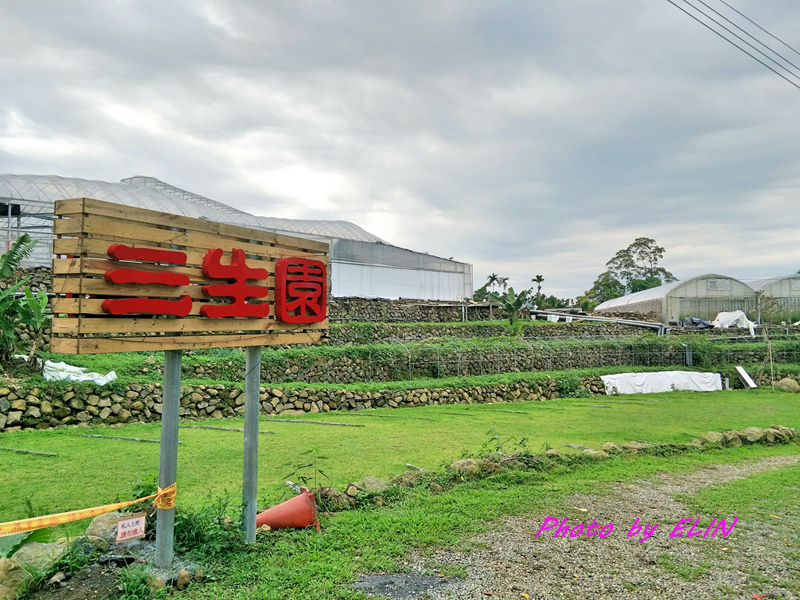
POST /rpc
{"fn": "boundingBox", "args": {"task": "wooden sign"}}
[51,198,329,354]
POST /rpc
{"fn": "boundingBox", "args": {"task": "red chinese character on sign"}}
[275,257,326,323]
[200,248,269,318]
[102,245,192,316]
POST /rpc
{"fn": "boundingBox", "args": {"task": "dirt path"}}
[358,454,800,600]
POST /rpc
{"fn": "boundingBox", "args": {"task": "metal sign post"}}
[242,345,262,542]
[154,349,182,568]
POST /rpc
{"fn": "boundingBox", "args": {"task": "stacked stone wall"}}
[0,377,590,432]
[144,341,798,385]
[328,321,641,344]
[3,372,799,432]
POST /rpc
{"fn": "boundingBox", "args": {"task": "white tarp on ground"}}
[712,310,756,337]
[601,371,722,395]
[43,360,117,385]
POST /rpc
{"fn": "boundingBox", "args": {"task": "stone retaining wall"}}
[328,321,642,345]
[153,342,690,384]
[3,372,798,433]
[0,376,605,432]
[328,297,492,322]
[149,341,800,385]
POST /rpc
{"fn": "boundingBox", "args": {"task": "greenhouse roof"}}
[748,274,800,291]
[595,273,750,310]
[595,279,685,310]
[0,174,386,244]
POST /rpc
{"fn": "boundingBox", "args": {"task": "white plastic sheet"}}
[601,371,722,395]
[712,310,756,337]
[43,360,117,386]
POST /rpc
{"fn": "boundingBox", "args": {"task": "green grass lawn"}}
[2,387,800,599]
[1,388,798,530]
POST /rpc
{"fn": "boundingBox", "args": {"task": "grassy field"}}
[1,387,798,533]
[1,387,799,598]
[179,445,800,600]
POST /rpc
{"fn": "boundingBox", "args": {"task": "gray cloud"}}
[2,0,799,299]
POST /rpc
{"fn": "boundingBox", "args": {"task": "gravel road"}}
[356,454,800,600]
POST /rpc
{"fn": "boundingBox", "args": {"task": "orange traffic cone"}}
[256,487,320,531]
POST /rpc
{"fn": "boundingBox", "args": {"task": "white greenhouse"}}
[0,174,472,301]
[595,274,758,324]
[749,274,800,324]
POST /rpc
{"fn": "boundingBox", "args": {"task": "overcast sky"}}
[2,1,799,299]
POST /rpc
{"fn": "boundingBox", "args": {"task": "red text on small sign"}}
[275,257,327,323]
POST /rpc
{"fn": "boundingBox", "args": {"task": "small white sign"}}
[116,512,146,542]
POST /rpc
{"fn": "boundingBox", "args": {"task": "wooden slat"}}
[50,332,324,355]
[52,297,211,316]
[53,238,330,267]
[52,277,278,300]
[54,198,329,253]
[55,216,301,261]
[50,338,79,354]
[53,258,279,285]
[51,316,328,335]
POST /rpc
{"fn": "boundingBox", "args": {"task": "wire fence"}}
[284,335,800,383]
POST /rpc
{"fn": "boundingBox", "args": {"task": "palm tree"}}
[498,277,510,292]
[486,273,500,294]
[532,275,544,297]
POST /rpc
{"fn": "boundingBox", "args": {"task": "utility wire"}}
[678,0,800,83]
[665,0,800,92]
[718,0,800,60]
[690,0,800,77]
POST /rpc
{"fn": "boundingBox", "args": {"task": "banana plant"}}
[489,286,533,327]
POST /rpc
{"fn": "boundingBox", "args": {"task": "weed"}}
[117,565,168,600]
[656,554,712,581]
[174,493,246,559]
[555,374,590,398]
[282,446,330,491]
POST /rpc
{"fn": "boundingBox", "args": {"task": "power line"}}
[678,0,800,83]
[690,0,800,76]
[718,0,800,60]
[665,0,800,92]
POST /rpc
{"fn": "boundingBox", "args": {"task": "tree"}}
[497,276,510,292]
[486,273,500,294]
[579,271,627,309]
[536,294,571,310]
[580,238,676,307]
[531,275,544,297]
[606,237,676,293]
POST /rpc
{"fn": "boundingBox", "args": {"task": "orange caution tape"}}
[0,483,177,538]
[153,483,177,510]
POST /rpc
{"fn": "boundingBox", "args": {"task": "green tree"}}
[579,271,627,309]
[531,275,544,297]
[486,273,500,294]
[580,238,676,307]
[497,276,510,292]
[606,237,676,292]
